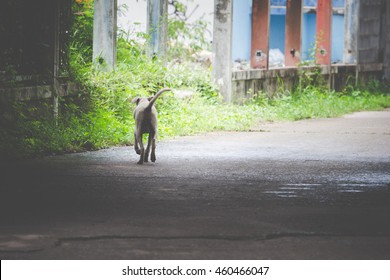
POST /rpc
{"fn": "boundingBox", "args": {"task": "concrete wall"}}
[357,0,389,81]
[0,83,79,102]
[230,0,389,102]
[232,2,346,64]
[231,64,381,104]
[358,0,383,64]
[232,67,299,102]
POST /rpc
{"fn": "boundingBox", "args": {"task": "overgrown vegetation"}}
[1,0,389,159]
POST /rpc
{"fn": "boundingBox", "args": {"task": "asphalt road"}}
[1,110,390,259]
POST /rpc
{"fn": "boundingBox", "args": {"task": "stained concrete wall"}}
[358,0,383,64]
[357,0,389,80]
[231,64,380,104]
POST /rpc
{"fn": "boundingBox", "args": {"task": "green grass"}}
[255,87,390,122]
[156,84,390,138]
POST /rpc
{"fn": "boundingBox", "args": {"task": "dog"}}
[132,88,171,164]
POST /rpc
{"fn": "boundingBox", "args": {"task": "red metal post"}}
[251,0,270,69]
[316,0,332,65]
[285,0,302,66]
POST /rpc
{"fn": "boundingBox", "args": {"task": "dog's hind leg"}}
[151,138,156,162]
[134,131,141,155]
[136,131,145,164]
[144,133,152,162]
[150,131,157,162]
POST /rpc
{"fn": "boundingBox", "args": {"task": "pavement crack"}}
[54,232,390,247]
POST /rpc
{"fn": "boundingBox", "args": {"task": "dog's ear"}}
[147,96,154,101]
[131,97,140,105]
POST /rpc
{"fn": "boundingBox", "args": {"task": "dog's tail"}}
[146,88,171,110]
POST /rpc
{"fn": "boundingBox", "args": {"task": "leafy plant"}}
[167,0,211,62]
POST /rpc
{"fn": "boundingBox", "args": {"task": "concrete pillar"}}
[147,0,168,63]
[93,0,117,71]
[316,0,332,65]
[285,0,302,67]
[212,0,233,102]
[250,0,270,69]
[344,0,359,64]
